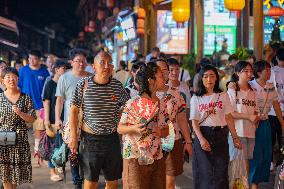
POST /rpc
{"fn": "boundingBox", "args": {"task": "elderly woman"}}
[0,67,36,189]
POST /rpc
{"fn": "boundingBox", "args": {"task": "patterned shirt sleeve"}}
[119,85,131,108]
[70,78,85,108]
[119,99,132,124]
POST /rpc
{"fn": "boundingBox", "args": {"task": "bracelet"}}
[184,141,193,144]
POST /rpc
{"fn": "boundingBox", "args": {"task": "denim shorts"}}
[79,131,122,182]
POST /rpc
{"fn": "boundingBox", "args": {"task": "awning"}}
[0,16,19,48]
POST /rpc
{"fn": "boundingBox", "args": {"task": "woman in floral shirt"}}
[118,62,169,189]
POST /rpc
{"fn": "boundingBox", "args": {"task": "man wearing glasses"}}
[69,51,130,189]
[55,48,90,189]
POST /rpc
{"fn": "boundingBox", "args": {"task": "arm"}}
[191,119,211,151]
[12,106,35,123]
[231,112,259,123]
[55,96,64,127]
[178,111,192,155]
[117,123,145,135]
[68,105,80,154]
[225,113,242,149]
[273,100,284,129]
[43,99,51,126]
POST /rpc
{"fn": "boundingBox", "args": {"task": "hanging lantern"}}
[265,6,284,18]
[106,0,115,8]
[137,18,145,29]
[84,25,89,32]
[137,8,146,19]
[137,28,145,35]
[224,0,245,11]
[97,9,105,21]
[172,0,190,26]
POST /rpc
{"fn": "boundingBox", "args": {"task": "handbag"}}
[63,79,88,144]
[0,131,16,146]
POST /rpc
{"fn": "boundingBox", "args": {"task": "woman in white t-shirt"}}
[190,65,242,189]
[248,60,284,189]
[227,61,259,176]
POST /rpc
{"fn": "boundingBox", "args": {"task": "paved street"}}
[13,132,275,189]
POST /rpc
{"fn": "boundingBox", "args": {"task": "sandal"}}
[33,151,43,167]
[50,174,63,182]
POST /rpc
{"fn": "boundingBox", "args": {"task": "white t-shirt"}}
[227,88,257,138]
[249,79,278,120]
[268,66,284,116]
[179,68,191,82]
[190,92,234,127]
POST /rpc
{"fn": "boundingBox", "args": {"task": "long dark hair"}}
[229,61,253,91]
[135,62,159,97]
[195,65,222,96]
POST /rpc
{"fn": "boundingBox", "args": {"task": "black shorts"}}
[79,131,122,182]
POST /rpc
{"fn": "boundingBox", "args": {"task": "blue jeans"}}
[70,158,83,185]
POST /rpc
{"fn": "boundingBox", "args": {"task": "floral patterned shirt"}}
[120,96,163,160]
[157,87,186,140]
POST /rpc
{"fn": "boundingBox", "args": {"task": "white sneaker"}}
[270,162,274,171]
[50,174,63,182]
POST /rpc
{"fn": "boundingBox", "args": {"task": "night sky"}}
[4,0,80,36]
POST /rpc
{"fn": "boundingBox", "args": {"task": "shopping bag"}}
[229,149,249,189]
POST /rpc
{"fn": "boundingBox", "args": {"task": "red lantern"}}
[97,9,105,21]
[84,25,89,32]
[106,0,114,8]
[137,28,145,36]
[265,6,284,18]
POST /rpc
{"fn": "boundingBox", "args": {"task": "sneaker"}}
[50,174,63,182]
[270,162,274,171]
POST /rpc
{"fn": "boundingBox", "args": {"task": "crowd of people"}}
[0,45,283,189]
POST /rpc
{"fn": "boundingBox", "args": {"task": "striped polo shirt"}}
[71,76,130,135]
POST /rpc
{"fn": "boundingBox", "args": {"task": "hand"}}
[200,138,211,152]
[157,125,169,138]
[228,82,237,90]
[184,143,193,156]
[248,114,260,124]
[44,120,51,128]
[55,119,63,130]
[12,105,22,115]
[131,124,146,134]
[68,137,78,154]
[233,137,242,149]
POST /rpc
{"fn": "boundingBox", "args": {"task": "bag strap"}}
[80,78,88,109]
[199,93,221,125]
[261,89,270,114]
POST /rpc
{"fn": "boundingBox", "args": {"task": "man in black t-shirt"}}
[42,59,67,182]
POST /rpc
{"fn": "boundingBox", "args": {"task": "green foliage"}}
[235,47,249,61]
[182,51,196,77]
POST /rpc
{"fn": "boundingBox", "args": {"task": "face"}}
[259,66,271,81]
[149,68,165,92]
[46,56,55,70]
[3,73,18,89]
[157,61,169,82]
[152,51,160,58]
[231,60,238,66]
[202,70,217,91]
[71,54,87,72]
[93,54,113,78]
[246,58,254,65]
[237,65,253,82]
[0,63,7,75]
[169,65,180,81]
[55,66,66,77]
[28,55,40,67]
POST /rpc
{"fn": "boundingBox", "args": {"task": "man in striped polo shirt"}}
[69,51,130,189]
